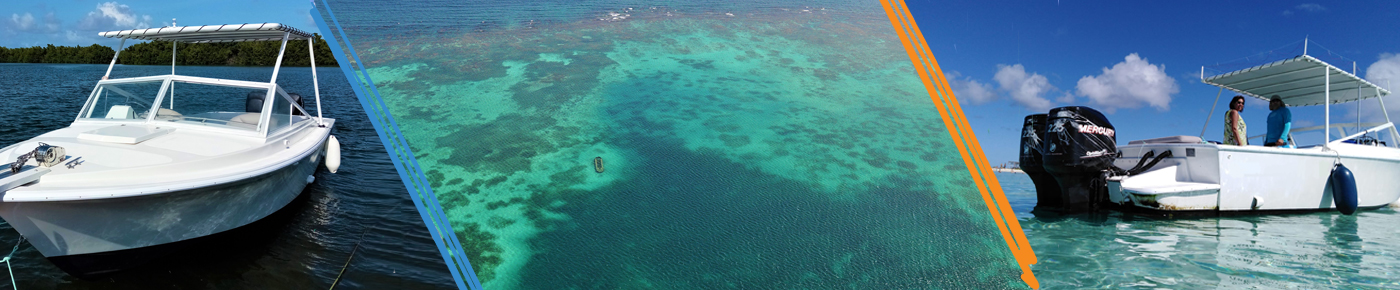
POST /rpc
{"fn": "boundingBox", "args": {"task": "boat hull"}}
[0,138,324,278]
[1108,143,1400,212]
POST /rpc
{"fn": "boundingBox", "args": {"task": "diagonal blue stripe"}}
[311,2,481,289]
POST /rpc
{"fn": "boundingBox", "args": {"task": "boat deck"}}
[0,119,333,202]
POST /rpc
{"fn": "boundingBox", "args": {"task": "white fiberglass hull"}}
[0,147,319,255]
[1108,143,1400,212]
[0,118,333,278]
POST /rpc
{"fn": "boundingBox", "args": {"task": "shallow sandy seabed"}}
[363,10,1021,290]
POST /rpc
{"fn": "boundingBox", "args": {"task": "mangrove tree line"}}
[0,34,338,66]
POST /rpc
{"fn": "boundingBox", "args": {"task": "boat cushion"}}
[228,113,261,130]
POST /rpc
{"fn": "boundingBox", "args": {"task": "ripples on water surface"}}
[999,172,1400,289]
[0,63,453,289]
[322,0,1028,289]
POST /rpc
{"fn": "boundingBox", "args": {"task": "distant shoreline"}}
[991,168,1024,174]
[0,35,337,67]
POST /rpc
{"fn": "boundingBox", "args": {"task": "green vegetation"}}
[0,34,337,66]
[0,44,114,64]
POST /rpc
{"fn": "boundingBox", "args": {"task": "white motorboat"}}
[1021,51,1398,214]
[0,23,342,278]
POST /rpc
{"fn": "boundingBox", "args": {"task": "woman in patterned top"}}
[1224,95,1248,146]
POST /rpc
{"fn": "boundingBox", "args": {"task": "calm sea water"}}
[999,172,1400,289]
[322,0,1029,289]
[0,63,454,289]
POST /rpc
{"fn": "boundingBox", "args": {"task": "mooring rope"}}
[327,241,362,290]
[328,200,401,290]
[0,237,25,290]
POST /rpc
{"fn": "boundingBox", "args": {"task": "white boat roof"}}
[1202,55,1391,106]
[98,23,313,43]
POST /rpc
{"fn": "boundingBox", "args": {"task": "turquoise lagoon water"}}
[324,0,1028,289]
[1000,172,1400,289]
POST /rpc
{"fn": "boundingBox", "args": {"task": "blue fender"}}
[1330,164,1358,215]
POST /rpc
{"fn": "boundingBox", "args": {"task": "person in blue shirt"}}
[1265,95,1293,148]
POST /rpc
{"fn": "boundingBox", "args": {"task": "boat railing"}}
[1248,122,1396,148]
[1330,122,1395,146]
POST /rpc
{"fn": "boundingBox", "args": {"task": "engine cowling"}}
[1040,106,1117,211]
[1018,114,1063,209]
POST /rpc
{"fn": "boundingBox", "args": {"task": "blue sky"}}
[907,1,1400,165]
[2,0,319,48]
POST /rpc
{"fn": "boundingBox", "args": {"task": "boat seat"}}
[246,92,265,113]
[1128,135,1203,145]
[229,113,260,129]
[104,105,136,119]
[288,93,304,115]
[152,108,183,121]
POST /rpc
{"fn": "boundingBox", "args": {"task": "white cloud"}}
[1367,53,1400,90]
[42,13,61,33]
[64,30,85,42]
[994,64,1056,111]
[77,2,151,31]
[947,71,998,105]
[1283,3,1325,16]
[1056,92,1075,103]
[10,13,35,31]
[1295,3,1326,12]
[1075,53,1178,112]
[5,12,61,34]
[1356,53,1400,123]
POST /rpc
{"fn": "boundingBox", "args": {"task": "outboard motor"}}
[1041,106,1117,211]
[1019,114,1063,209]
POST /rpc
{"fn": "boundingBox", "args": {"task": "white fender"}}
[326,135,341,173]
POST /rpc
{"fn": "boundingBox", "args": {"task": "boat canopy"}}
[98,23,312,43]
[92,22,327,129]
[1202,55,1391,107]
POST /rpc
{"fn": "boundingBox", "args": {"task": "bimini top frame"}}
[1202,54,1391,106]
[98,23,313,43]
[97,23,325,128]
[1202,53,1395,147]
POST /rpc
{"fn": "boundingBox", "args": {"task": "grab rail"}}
[1330,122,1394,145]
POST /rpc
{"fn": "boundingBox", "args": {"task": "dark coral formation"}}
[352,6,1015,288]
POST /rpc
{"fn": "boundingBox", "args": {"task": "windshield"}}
[152,80,272,132]
[77,76,318,135]
[79,79,163,121]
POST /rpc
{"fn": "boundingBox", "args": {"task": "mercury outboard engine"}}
[1040,106,1117,211]
[1019,114,1063,209]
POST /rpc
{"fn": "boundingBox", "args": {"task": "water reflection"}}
[1001,173,1400,289]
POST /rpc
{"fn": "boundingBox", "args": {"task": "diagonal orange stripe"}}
[878,0,1039,288]
[902,1,1032,256]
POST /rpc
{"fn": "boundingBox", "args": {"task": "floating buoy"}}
[594,156,604,173]
[1330,164,1357,215]
[326,135,342,173]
